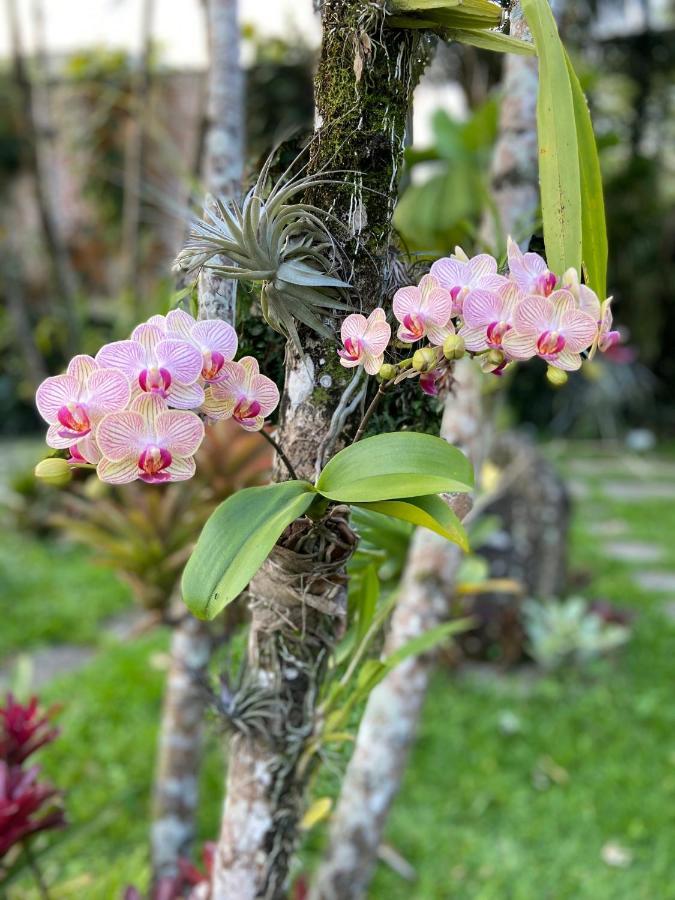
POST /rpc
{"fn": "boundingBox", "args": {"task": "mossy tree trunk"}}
[210,5,423,898]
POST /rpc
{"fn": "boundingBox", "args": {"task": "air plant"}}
[174,153,352,349]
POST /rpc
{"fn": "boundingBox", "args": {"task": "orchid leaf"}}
[388,0,502,27]
[182,480,316,620]
[522,0,582,276]
[353,494,469,551]
[316,432,473,503]
[564,49,608,299]
[277,260,350,289]
[447,27,536,55]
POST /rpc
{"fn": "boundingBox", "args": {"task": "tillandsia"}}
[34,309,279,485]
[173,152,352,350]
[337,236,621,389]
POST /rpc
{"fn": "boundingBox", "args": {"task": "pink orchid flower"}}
[96,394,204,484]
[430,250,508,315]
[560,274,621,359]
[96,323,204,409]
[202,356,279,431]
[35,355,130,450]
[459,282,533,361]
[162,309,238,383]
[392,275,454,345]
[68,435,102,465]
[507,236,557,297]
[338,308,391,375]
[513,290,599,370]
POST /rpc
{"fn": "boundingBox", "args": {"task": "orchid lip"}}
[234,398,262,425]
[537,330,566,358]
[138,445,172,478]
[139,366,172,396]
[57,402,91,436]
[403,313,425,338]
[339,337,362,361]
[202,350,225,381]
[486,321,512,347]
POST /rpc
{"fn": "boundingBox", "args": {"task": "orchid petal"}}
[392,286,421,322]
[165,309,197,339]
[86,369,131,413]
[201,388,235,420]
[165,381,205,410]
[363,320,391,355]
[97,411,145,461]
[363,353,384,376]
[164,456,197,481]
[463,290,503,327]
[46,422,78,449]
[157,411,204,456]
[67,355,98,383]
[551,349,583,371]
[36,374,80,422]
[341,313,368,343]
[458,325,489,352]
[131,323,164,353]
[97,456,141,484]
[560,309,598,352]
[500,331,538,360]
[251,374,280,416]
[469,254,498,278]
[190,320,238,359]
[97,340,146,376]
[155,339,202,384]
[514,296,555,334]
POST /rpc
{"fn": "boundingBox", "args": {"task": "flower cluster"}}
[35,310,280,485]
[0,694,65,860]
[338,238,620,389]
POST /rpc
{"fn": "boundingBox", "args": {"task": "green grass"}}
[0,531,133,659]
[4,444,675,898]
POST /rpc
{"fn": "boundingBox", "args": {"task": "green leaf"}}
[447,27,536,55]
[315,432,473,503]
[276,260,350,289]
[353,494,469,551]
[182,481,316,620]
[522,0,582,276]
[388,0,502,27]
[564,49,608,299]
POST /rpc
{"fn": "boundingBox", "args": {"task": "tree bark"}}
[6,0,80,354]
[150,614,213,882]
[197,0,244,323]
[310,360,482,900]
[210,4,422,897]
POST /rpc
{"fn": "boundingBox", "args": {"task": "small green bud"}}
[486,349,505,367]
[443,334,465,361]
[546,365,568,387]
[412,347,438,372]
[35,458,72,487]
[378,363,397,382]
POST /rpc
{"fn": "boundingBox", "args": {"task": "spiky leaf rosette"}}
[175,154,352,349]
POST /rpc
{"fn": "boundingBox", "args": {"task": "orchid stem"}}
[352,383,387,444]
[260,427,299,481]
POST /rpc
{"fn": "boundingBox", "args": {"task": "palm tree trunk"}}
[210,4,423,897]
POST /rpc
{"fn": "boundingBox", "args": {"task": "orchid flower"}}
[97,323,204,409]
[161,309,238,383]
[513,290,598,370]
[338,308,391,375]
[96,394,204,484]
[392,275,454,345]
[507,236,557,297]
[202,356,279,431]
[459,282,533,361]
[430,250,508,315]
[35,355,130,450]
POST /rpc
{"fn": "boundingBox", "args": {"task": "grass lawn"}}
[3,444,675,898]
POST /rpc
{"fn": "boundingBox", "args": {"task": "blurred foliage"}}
[51,421,272,611]
[394,100,499,254]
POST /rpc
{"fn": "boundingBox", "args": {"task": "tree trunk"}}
[151,614,213,882]
[119,0,155,308]
[310,360,482,900]
[6,0,80,354]
[313,6,547,894]
[151,0,244,882]
[210,4,423,897]
[197,0,244,323]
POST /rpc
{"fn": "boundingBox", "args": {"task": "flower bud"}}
[546,365,568,387]
[412,347,438,372]
[378,363,397,383]
[443,334,465,360]
[486,349,505,367]
[34,458,72,487]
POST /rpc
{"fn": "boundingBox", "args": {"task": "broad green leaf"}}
[389,0,502,27]
[353,494,469,551]
[447,27,536,55]
[316,432,472,503]
[355,563,380,643]
[564,49,608,299]
[522,0,582,275]
[182,480,316,620]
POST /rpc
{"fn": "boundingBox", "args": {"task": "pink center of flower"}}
[233,398,262,427]
[599,330,620,353]
[68,445,86,463]
[202,350,225,381]
[57,402,91,437]
[486,321,512,348]
[139,366,172,397]
[419,371,440,396]
[138,445,172,482]
[537,330,566,359]
[338,337,362,362]
[535,271,557,297]
[403,313,425,339]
